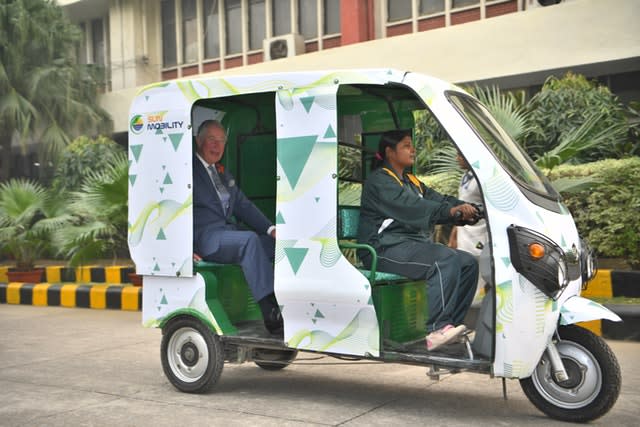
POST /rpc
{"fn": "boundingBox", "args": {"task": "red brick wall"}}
[323,36,342,50]
[248,52,263,64]
[161,69,178,80]
[202,61,220,73]
[182,65,199,77]
[305,41,318,53]
[418,15,446,31]
[487,0,518,18]
[341,0,372,45]
[451,8,481,25]
[224,56,243,69]
[386,22,412,37]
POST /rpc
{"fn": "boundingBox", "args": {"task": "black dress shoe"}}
[264,307,283,336]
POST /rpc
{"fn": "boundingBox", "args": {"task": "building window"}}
[388,0,412,22]
[323,0,340,34]
[420,0,445,15]
[91,18,105,65]
[77,22,87,64]
[299,0,318,40]
[249,0,266,50]
[452,0,479,8]
[225,0,242,55]
[272,0,292,36]
[162,0,177,67]
[182,0,198,63]
[203,0,220,58]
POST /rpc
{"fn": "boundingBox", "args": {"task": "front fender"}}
[559,296,622,325]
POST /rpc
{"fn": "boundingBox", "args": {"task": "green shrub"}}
[52,135,124,193]
[549,158,640,269]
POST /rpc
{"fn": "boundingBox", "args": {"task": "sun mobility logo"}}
[146,111,184,131]
[130,115,144,134]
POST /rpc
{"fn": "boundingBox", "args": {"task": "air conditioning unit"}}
[525,0,565,9]
[263,33,305,61]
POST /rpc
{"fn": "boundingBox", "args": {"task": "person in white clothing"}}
[449,151,488,303]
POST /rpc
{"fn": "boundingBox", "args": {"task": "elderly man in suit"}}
[193,119,282,335]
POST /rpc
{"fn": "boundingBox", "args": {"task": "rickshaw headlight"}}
[507,225,569,300]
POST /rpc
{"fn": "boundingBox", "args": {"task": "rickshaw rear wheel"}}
[161,316,224,393]
[253,349,298,371]
[520,325,620,423]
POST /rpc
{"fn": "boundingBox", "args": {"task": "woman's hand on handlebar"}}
[450,203,478,222]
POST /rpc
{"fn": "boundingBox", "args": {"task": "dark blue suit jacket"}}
[193,157,272,256]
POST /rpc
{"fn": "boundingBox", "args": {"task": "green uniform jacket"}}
[357,166,464,251]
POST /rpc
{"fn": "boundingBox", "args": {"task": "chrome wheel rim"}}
[531,340,602,409]
[166,327,209,383]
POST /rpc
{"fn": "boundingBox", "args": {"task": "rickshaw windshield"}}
[447,92,559,200]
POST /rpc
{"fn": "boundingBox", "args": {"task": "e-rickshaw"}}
[128,69,621,422]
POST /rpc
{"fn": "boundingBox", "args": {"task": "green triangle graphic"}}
[300,96,315,113]
[145,96,150,101]
[315,197,320,203]
[128,160,133,168]
[163,137,167,142]
[157,228,167,240]
[163,173,173,184]
[502,257,511,267]
[276,211,285,224]
[159,187,164,193]
[472,161,480,168]
[561,235,567,247]
[153,263,160,271]
[278,135,317,189]
[130,145,143,162]
[314,309,324,319]
[129,175,137,186]
[168,133,183,151]
[155,128,163,135]
[284,247,308,275]
[323,125,336,139]
[160,294,168,305]
[312,318,317,324]
[367,296,374,305]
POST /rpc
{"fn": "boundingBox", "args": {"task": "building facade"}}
[54,0,640,135]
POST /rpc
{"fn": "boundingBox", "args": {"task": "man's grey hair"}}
[196,119,226,140]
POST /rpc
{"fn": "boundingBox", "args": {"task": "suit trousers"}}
[368,240,478,333]
[202,230,275,302]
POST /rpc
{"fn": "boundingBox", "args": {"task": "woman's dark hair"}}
[371,129,412,170]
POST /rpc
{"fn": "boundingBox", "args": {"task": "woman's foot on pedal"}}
[426,324,467,351]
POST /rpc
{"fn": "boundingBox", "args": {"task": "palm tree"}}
[0,0,112,180]
[0,179,68,270]
[54,152,129,266]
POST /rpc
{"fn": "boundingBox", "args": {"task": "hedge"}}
[420,157,640,269]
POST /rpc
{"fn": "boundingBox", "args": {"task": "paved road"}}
[1,305,638,426]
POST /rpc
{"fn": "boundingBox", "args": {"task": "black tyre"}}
[520,325,621,422]
[161,316,224,393]
[253,348,298,371]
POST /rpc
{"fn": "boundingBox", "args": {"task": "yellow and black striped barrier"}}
[0,265,141,311]
[0,282,141,311]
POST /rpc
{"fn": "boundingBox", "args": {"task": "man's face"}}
[196,125,226,165]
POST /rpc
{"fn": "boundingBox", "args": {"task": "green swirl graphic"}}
[129,195,193,246]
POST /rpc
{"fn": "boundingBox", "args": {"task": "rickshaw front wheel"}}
[520,325,621,423]
[161,316,224,393]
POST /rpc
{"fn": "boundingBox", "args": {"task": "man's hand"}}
[270,228,276,239]
[193,253,202,262]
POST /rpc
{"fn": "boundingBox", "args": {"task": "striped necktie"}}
[207,165,231,214]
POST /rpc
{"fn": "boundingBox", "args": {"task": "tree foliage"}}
[0,0,112,180]
[53,135,125,193]
[524,73,629,162]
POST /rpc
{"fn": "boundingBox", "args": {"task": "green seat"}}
[337,205,408,284]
